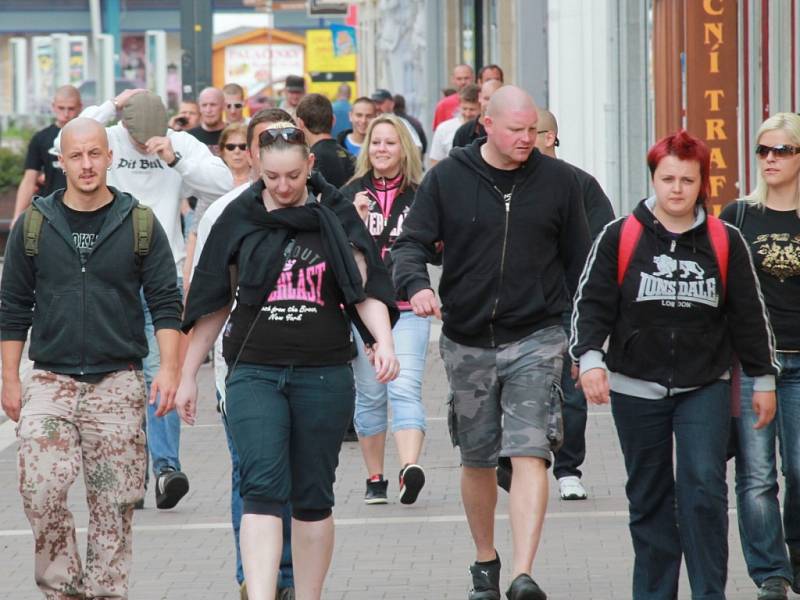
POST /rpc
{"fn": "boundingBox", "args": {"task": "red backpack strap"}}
[706,215,729,296]
[617,215,644,286]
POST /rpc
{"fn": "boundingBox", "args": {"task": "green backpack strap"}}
[132,204,154,256]
[23,205,44,257]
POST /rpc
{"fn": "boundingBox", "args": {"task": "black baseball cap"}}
[285,75,306,92]
[371,89,392,102]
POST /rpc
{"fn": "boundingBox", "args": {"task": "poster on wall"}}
[68,36,88,87]
[330,24,356,57]
[224,44,304,97]
[31,36,55,114]
[305,29,356,99]
[121,34,146,88]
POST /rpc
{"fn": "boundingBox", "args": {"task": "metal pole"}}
[180,0,213,101]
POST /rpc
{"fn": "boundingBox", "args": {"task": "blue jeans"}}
[554,312,587,479]
[611,381,730,600]
[352,312,429,437]
[735,351,800,585]
[219,392,293,588]
[141,284,182,475]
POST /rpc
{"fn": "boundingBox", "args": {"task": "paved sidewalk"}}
[0,334,794,599]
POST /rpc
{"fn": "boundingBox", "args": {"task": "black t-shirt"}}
[223,230,356,366]
[24,124,67,197]
[59,197,115,260]
[187,126,222,156]
[452,118,486,149]
[310,138,355,189]
[481,157,523,196]
[720,202,800,350]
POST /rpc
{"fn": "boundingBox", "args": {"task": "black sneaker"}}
[506,573,546,600]
[398,464,425,505]
[364,477,388,504]
[791,547,800,593]
[468,553,501,600]
[496,457,512,493]
[155,467,189,509]
[757,577,789,600]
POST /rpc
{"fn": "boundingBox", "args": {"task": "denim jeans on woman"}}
[611,380,730,600]
[735,351,800,586]
[352,312,429,437]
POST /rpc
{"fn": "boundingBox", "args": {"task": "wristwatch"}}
[167,155,181,168]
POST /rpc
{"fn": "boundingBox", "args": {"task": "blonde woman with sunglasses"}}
[720,113,800,600]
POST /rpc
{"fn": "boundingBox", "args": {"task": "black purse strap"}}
[225,238,296,385]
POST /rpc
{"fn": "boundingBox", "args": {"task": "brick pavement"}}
[0,324,794,599]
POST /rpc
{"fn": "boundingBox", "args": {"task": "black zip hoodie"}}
[392,141,591,348]
[0,187,182,375]
[569,198,779,392]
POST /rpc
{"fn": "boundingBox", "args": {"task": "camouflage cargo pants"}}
[17,370,147,600]
[440,325,567,468]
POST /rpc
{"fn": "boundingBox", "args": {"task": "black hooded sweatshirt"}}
[569,198,779,391]
[392,141,591,348]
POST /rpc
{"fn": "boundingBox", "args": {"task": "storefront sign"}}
[686,0,740,213]
[224,44,304,96]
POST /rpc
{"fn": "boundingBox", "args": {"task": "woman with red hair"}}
[570,130,779,599]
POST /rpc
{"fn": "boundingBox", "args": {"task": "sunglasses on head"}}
[224,143,247,152]
[259,127,305,147]
[226,102,243,109]
[755,144,800,158]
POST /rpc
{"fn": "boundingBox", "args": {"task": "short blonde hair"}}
[350,114,422,191]
[746,112,800,214]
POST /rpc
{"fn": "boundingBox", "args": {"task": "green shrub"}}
[0,147,25,193]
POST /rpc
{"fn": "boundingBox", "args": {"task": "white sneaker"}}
[558,476,588,500]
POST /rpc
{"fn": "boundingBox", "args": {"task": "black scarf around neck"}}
[183,172,398,344]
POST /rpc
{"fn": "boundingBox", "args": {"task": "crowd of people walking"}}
[1,62,799,600]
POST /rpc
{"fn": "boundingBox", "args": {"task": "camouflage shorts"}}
[439,325,566,468]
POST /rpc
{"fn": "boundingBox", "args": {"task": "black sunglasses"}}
[224,143,247,152]
[259,127,305,147]
[226,102,243,109]
[755,144,800,158]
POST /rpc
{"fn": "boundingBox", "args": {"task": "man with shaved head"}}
[188,86,226,154]
[393,86,591,600]
[432,63,476,130]
[1,118,182,599]
[49,88,232,511]
[13,85,82,222]
[530,108,614,504]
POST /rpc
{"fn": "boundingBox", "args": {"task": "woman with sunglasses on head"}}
[571,129,779,600]
[719,112,800,600]
[340,114,429,505]
[219,122,251,188]
[176,123,400,600]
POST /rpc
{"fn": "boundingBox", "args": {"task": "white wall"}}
[547,0,620,213]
